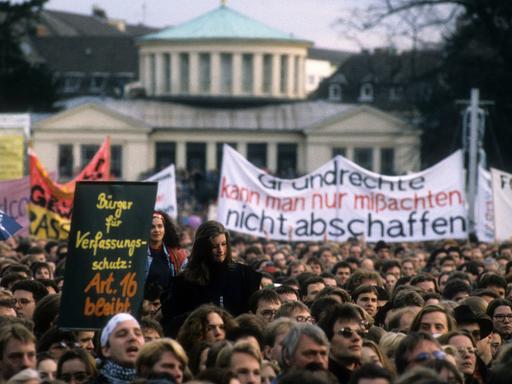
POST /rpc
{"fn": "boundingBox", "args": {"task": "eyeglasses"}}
[494,314,512,321]
[411,350,446,363]
[295,315,315,324]
[260,309,278,319]
[52,341,81,350]
[60,372,89,383]
[457,347,477,355]
[335,327,366,339]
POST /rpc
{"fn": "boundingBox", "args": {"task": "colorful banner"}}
[217,145,468,242]
[491,168,512,242]
[0,176,30,236]
[0,135,24,180]
[59,181,157,329]
[475,167,494,242]
[145,164,177,218]
[29,138,111,240]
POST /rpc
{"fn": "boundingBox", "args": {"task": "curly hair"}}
[176,304,237,358]
[153,210,180,248]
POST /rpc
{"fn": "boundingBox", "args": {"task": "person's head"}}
[410,274,438,293]
[140,317,164,343]
[487,298,512,337]
[142,283,163,318]
[0,323,36,380]
[394,332,445,374]
[274,285,300,303]
[332,261,352,286]
[276,301,313,324]
[227,341,262,384]
[348,363,392,384]
[453,304,493,342]
[352,286,379,318]
[0,289,17,317]
[150,211,180,248]
[74,331,95,355]
[56,348,98,384]
[262,317,295,366]
[100,313,145,367]
[37,352,57,381]
[249,289,282,324]
[281,323,329,371]
[409,305,455,337]
[271,251,287,270]
[12,280,49,319]
[401,259,416,277]
[479,273,507,298]
[442,279,471,302]
[32,294,60,339]
[30,262,52,280]
[136,338,188,384]
[423,359,463,384]
[261,360,279,384]
[386,307,418,333]
[301,277,326,304]
[36,327,79,361]
[378,332,406,360]
[374,241,390,260]
[317,303,365,365]
[437,331,476,377]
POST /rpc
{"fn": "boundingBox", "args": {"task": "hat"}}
[100,313,138,347]
[454,304,493,339]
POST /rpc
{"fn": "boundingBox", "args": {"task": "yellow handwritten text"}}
[75,230,146,256]
[96,193,133,218]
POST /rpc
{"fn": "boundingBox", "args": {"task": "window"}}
[216,142,237,171]
[89,73,107,92]
[149,54,156,95]
[332,147,346,158]
[359,83,374,102]
[186,143,206,173]
[220,53,233,94]
[277,143,297,177]
[155,142,176,171]
[58,144,73,180]
[329,84,342,101]
[380,148,395,175]
[280,55,288,94]
[80,144,100,169]
[262,54,272,93]
[242,54,253,93]
[62,73,84,93]
[199,53,211,92]
[247,143,267,168]
[353,148,374,170]
[179,53,189,93]
[163,53,171,93]
[110,145,123,179]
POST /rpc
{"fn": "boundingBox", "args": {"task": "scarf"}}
[99,360,136,384]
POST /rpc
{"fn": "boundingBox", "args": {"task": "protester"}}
[136,338,189,383]
[0,323,37,381]
[56,348,98,384]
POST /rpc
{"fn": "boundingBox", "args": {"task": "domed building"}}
[137,4,311,103]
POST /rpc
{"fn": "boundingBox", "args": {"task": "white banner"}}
[217,145,468,242]
[491,168,512,242]
[475,167,494,242]
[146,164,177,219]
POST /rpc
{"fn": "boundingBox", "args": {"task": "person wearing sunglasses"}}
[395,332,446,375]
[317,303,366,383]
[57,349,97,384]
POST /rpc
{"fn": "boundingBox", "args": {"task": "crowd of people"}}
[1,213,512,384]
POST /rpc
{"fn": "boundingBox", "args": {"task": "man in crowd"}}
[0,323,37,381]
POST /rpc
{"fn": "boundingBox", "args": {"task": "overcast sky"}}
[45,0,382,52]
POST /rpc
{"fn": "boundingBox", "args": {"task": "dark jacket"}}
[161,261,261,337]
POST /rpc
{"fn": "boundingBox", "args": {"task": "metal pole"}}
[467,88,479,234]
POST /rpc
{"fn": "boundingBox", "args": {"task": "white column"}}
[73,144,80,174]
[176,141,186,170]
[206,142,216,171]
[139,53,145,90]
[287,54,294,98]
[346,147,354,162]
[144,54,152,95]
[233,53,242,96]
[272,54,280,97]
[211,52,221,95]
[155,53,164,95]
[238,142,247,158]
[268,142,278,173]
[253,53,263,96]
[373,147,380,173]
[189,52,199,94]
[170,53,179,96]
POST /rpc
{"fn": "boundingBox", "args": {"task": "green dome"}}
[140,5,311,44]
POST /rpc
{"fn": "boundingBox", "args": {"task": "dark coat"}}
[161,261,261,337]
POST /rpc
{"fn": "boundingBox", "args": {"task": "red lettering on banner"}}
[220,177,261,205]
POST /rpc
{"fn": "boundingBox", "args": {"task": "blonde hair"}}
[379,331,406,359]
[136,338,188,377]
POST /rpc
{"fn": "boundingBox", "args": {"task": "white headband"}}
[100,313,139,347]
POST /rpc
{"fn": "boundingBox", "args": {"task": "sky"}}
[44,0,381,52]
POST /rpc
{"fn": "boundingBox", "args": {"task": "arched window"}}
[328,84,342,101]
[359,83,374,102]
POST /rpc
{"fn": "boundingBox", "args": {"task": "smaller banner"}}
[29,138,110,240]
[59,181,157,329]
[0,135,24,180]
[145,164,177,218]
[218,145,468,242]
[0,176,30,236]
[491,168,512,242]
[0,209,23,240]
[475,167,494,242]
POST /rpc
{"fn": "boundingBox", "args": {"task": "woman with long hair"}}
[161,221,261,336]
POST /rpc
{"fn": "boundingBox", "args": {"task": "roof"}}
[308,47,353,65]
[141,5,311,44]
[57,98,358,132]
[30,36,138,73]
[38,9,158,37]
